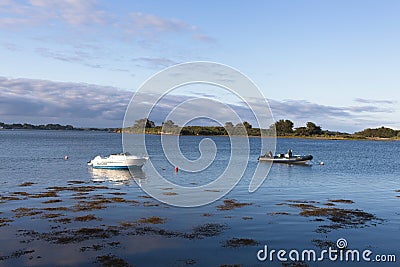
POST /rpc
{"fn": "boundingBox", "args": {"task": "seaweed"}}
[108,192,127,196]
[285,199,382,232]
[138,195,152,199]
[312,239,336,249]
[47,185,110,193]
[42,199,63,204]
[216,199,252,211]
[30,191,59,198]
[27,227,121,244]
[95,254,131,267]
[0,196,21,201]
[137,216,166,224]
[12,208,43,218]
[163,192,178,196]
[11,192,30,196]
[41,207,70,211]
[328,199,354,204]
[41,213,63,219]
[67,180,87,184]
[191,223,227,238]
[52,218,72,224]
[0,249,35,261]
[204,189,221,192]
[74,214,102,222]
[268,212,290,216]
[18,182,36,187]
[142,202,159,207]
[222,238,260,248]
[0,218,13,227]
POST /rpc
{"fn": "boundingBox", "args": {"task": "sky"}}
[0,0,399,132]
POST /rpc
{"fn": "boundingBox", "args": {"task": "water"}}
[0,130,399,266]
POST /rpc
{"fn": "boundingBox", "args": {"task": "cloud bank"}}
[0,77,131,127]
[0,77,397,131]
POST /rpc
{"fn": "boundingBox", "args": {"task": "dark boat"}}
[258,150,313,164]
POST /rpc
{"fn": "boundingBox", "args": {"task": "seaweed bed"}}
[279,199,382,233]
[0,181,387,266]
[216,199,252,211]
[222,238,260,248]
[17,222,228,245]
[95,254,131,267]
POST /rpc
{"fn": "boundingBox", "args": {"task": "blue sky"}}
[0,0,399,131]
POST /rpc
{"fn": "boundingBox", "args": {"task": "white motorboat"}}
[88,153,148,169]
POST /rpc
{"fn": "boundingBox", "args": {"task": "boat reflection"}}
[89,167,146,185]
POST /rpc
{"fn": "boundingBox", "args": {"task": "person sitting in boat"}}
[266,151,273,158]
[285,149,293,158]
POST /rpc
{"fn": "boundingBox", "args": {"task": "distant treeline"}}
[118,119,266,136]
[119,118,400,139]
[0,122,114,132]
[274,119,400,139]
[2,120,399,139]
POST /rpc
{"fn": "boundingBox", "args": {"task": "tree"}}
[243,121,252,129]
[275,119,294,136]
[224,122,234,135]
[306,122,322,135]
[294,127,308,136]
[134,118,155,128]
[224,122,234,128]
[162,120,176,127]
[161,120,180,134]
[356,126,397,138]
[294,122,322,136]
[233,122,247,135]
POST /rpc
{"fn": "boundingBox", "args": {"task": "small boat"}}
[258,150,313,164]
[88,153,148,169]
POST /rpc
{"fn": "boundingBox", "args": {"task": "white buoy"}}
[64,155,69,160]
[320,161,324,165]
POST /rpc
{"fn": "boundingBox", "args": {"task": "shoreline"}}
[120,131,400,141]
[1,128,398,141]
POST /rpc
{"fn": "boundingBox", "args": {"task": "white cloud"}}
[354,98,397,105]
[128,12,194,33]
[29,0,106,25]
[0,1,214,42]
[192,34,217,43]
[0,0,106,27]
[0,77,131,127]
[132,57,178,68]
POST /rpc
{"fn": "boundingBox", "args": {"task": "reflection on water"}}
[89,167,146,185]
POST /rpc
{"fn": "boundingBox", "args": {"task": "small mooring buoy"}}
[320,161,325,165]
[174,166,179,172]
[64,155,69,160]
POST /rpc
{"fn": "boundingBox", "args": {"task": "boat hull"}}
[258,155,313,164]
[88,154,148,169]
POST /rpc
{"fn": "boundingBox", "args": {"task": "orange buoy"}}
[174,166,179,172]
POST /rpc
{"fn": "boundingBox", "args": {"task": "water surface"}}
[0,131,399,266]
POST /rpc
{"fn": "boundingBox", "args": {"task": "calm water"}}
[0,130,399,266]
